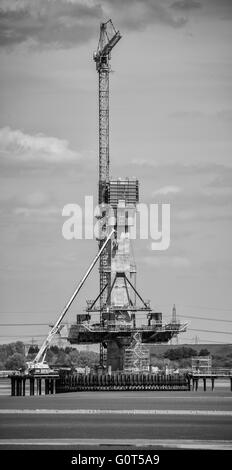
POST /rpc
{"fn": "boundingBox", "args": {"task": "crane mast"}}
[94,21,121,329]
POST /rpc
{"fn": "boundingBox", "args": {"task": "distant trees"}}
[0,342,25,368]
[151,347,215,369]
[0,342,99,370]
[164,347,198,361]
[28,345,39,355]
[1,342,229,371]
[4,353,26,370]
[198,348,210,356]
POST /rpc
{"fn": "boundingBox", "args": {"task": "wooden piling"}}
[211,378,215,391]
[50,379,54,394]
[29,378,34,396]
[203,377,207,392]
[36,378,42,395]
[22,378,26,396]
[16,378,22,396]
[11,377,16,397]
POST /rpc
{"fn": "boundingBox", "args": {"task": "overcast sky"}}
[0,0,231,346]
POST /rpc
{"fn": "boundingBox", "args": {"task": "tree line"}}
[0,342,99,370]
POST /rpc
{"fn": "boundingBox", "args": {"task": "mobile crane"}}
[25,230,115,374]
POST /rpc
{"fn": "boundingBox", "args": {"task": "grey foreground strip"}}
[1,409,232,416]
[0,439,231,449]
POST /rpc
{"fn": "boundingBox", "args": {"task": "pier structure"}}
[10,372,59,397]
[9,369,232,396]
[67,20,187,371]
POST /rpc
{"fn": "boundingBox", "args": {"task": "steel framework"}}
[94,20,121,364]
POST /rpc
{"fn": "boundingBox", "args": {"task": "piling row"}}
[55,373,190,393]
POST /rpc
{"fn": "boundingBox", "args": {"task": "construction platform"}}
[68,323,183,344]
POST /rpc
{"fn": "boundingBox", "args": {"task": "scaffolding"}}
[124,332,150,372]
[191,356,212,374]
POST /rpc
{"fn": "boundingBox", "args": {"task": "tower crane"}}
[93,20,121,365]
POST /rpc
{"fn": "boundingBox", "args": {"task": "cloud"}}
[0,126,80,163]
[153,185,182,196]
[1,0,232,49]
[170,0,232,19]
[208,171,232,190]
[0,0,189,49]
[0,0,103,48]
[107,0,187,31]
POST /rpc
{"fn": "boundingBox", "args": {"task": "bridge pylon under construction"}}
[68,20,187,371]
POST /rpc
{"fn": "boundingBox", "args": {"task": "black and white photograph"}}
[0,0,231,464]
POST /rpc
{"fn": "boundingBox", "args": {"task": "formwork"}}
[108,178,139,207]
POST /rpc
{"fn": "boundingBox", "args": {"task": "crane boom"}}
[31,229,115,367]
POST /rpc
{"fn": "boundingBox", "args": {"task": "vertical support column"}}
[22,378,26,396]
[211,378,215,391]
[55,378,60,394]
[16,378,19,396]
[16,378,22,396]
[203,377,207,392]
[11,377,16,397]
[38,379,42,395]
[230,378,232,392]
[45,379,49,395]
[36,378,42,395]
[29,378,35,396]
[50,379,54,395]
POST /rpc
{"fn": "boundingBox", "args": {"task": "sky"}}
[0,0,232,347]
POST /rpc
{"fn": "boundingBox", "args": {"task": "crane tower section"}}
[93,21,121,314]
[94,20,121,184]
